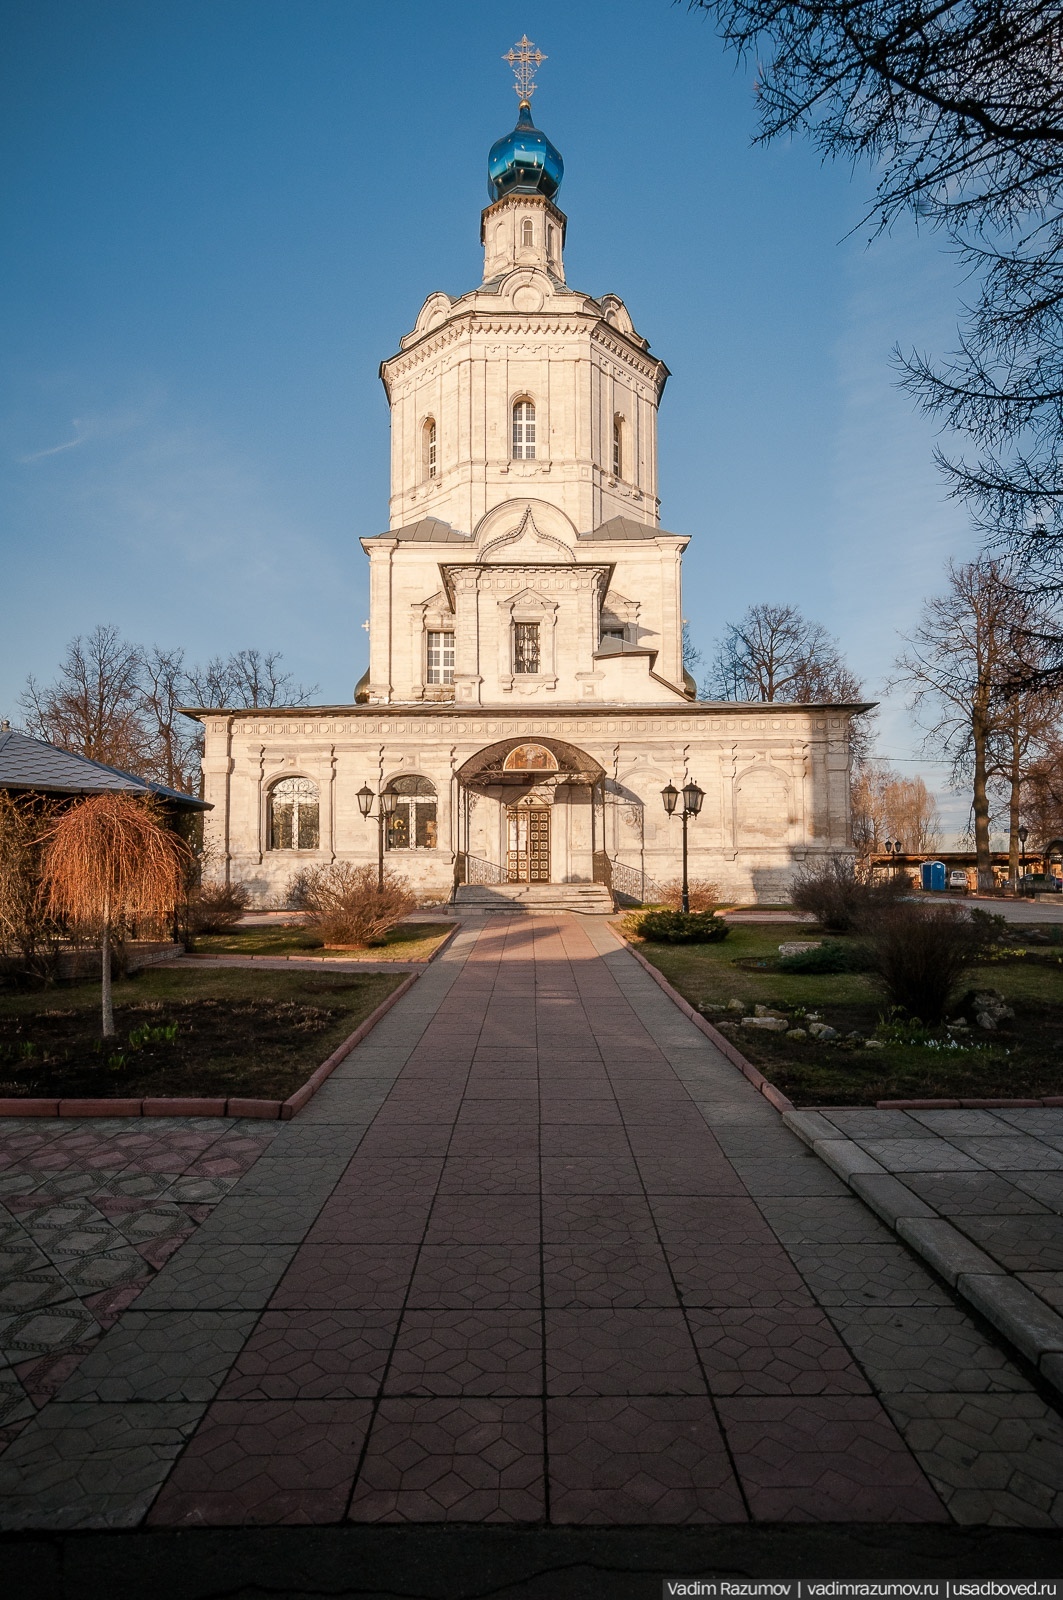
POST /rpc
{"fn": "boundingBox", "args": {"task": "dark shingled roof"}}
[0,727,209,809]
[367,517,471,545]
[578,516,676,541]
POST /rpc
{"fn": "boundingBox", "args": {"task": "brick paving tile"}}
[826,1307,1033,1393]
[425,1195,540,1246]
[269,1243,418,1309]
[666,1244,816,1309]
[785,1244,953,1308]
[539,1157,644,1195]
[541,1193,659,1246]
[636,1158,750,1196]
[58,1310,257,1402]
[220,1310,399,1398]
[717,1396,948,1522]
[355,1126,453,1159]
[435,1158,541,1195]
[650,1196,778,1246]
[951,1213,1063,1271]
[147,1398,372,1525]
[407,1245,541,1309]
[348,1397,544,1522]
[131,1243,297,1311]
[903,1172,1049,1214]
[546,1397,747,1524]
[305,1198,434,1245]
[882,1392,1063,1526]
[0,1402,204,1529]
[687,1307,871,1395]
[540,1126,631,1159]
[946,1136,1063,1171]
[755,1196,897,1246]
[543,1245,678,1309]
[385,1308,542,1395]
[545,1308,706,1396]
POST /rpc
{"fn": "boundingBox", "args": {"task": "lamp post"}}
[662,778,705,912]
[1018,824,1029,890]
[357,783,397,890]
[884,838,903,877]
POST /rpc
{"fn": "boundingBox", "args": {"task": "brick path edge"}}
[0,969,420,1121]
[608,924,795,1113]
[783,1106,1063,1402]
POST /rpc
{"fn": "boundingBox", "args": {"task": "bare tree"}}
[1021,735,1063,847]
[707,603,864,702]
[851,761,942,857]
[689,0,1063,599]
[183,648,317,709]
[892,558,1044,888]
[20,626,146,772]
[138,647,201,794]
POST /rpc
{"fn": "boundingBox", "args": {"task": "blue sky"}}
[0,0,979,831]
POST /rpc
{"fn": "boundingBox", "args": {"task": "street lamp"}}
[357,782,397,889]
[1018,824,1029,889]
[884,838,903,877]
[662,778,704,912]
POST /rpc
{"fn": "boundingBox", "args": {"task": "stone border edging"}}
[177,919,462,971]
[782,1106,1063,1401]
[607,925,795,1114]
[877,1094,1063,1109]
[0,970,420,1122]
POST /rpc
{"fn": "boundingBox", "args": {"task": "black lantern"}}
[356,783,374,819]
[358,783,397,887]
[1018,824,1029,886]
[661,776,703,912]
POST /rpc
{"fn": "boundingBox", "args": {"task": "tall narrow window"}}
[612,416,623,479]
[513,621,541,674]
[521,218,534,247]
[512,399,536,460]
[268,776,319,851]
[547,225,557,265]
[426,630,454,685]
[422,418,437,480]
[387,775,438,850]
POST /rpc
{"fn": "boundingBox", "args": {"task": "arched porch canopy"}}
[457,736,604,791]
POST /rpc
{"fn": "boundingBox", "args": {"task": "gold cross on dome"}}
[503,35,546,102]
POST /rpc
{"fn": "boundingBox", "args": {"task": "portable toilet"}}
[921,860,947,892]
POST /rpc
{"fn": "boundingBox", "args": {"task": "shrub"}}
[860,904,985,1024]
[184,880,251,935]
[633,910,730,944]
[291,862,416,947]
[0,794,61,976]
[657,878,720,913]
[777,938,871,974]
[791,855,908,932]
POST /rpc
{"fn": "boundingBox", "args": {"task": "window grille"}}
[513,621,540,674]
[386,774,437,850]
[512,399,536,460]
[612,417,623,479]
[268,776,320,851]
[426,631,454,685]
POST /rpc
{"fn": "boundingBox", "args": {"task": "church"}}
[192,42,863,909]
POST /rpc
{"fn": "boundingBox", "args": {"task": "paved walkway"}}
[1,914,1063,1530]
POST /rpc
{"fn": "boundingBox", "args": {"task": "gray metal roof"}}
[0,728,209,808]
[366,517,471,545]
[578,516,674,541]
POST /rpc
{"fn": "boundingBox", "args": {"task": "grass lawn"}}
[192,920,454,962]
[625,920,1063,1106]
[0,965,407,1100]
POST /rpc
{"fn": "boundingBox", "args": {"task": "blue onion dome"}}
[487,101,563,202]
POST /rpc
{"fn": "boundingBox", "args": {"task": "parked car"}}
[947,869,970,894]
[1019,873,1063,894]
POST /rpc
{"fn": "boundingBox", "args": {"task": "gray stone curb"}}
[784,1108,1063,1401]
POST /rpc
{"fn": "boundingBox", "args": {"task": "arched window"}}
[512,398,536,460]
[268,776,319,851]
[521,218,534,248]
[422,418,437,480]
[387,775,437,850]
[612,416,623,479]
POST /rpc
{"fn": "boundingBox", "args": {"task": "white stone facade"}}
[191,102,864,905]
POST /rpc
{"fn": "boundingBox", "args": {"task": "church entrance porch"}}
[456,736,604,888]
[507,803,550,882]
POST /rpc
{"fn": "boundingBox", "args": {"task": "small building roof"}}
[365,517,471,545]
[578,516,677,541]
[0,726,209,809]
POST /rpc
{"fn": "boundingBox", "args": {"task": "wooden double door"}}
[507,806,550,882]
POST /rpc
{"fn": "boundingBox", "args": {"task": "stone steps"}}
[453,882,615,914]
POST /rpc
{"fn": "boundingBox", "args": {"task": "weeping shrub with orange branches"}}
[40,793,191,1037]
